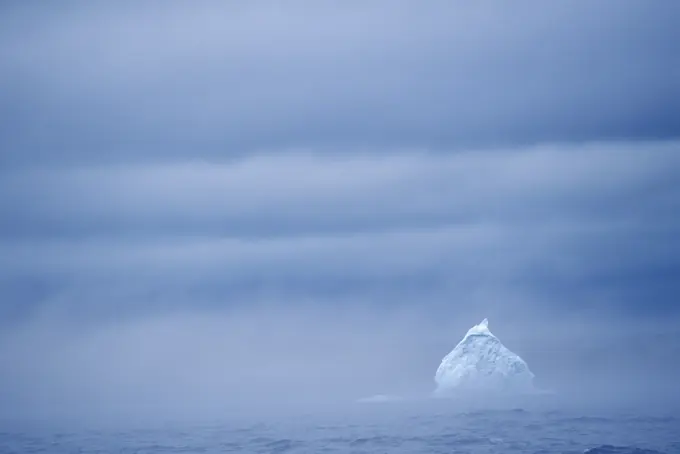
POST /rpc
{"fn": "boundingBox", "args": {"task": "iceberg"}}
[434,318,535,396]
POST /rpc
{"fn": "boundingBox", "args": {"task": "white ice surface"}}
[434,318,535,396]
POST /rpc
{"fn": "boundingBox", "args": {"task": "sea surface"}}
[2,401,679,454]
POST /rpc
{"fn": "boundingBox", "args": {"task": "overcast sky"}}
[1,1,680,419]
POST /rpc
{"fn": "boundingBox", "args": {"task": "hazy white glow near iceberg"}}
[434,319,535,396]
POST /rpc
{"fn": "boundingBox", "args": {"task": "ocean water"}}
[2,402,679,454]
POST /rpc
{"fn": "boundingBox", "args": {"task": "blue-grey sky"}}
[1,1,680,418]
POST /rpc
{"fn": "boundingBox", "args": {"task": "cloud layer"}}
[1,2,680,418]
[2,2,680,164]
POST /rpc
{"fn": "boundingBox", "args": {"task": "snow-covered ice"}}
[434,318,535,396]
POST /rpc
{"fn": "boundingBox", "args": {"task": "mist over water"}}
[2,302,679,423]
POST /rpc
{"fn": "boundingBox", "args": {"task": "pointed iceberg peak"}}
[465,317,492,338]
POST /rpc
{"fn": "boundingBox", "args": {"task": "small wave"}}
[349,435,402,448]
[265,438,300,453]
[584,445,665,454]
[247,436,303,453]
[623,415,678,424]
[558,416,614,424]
